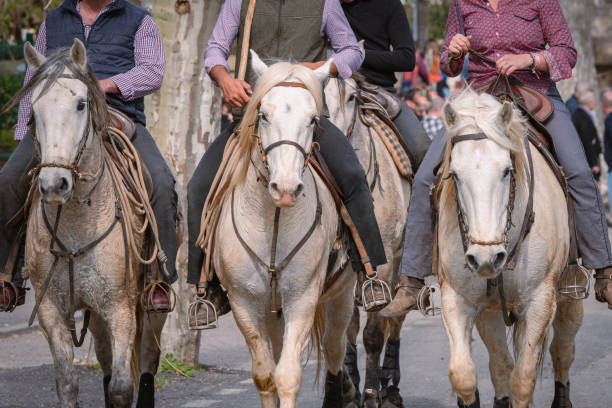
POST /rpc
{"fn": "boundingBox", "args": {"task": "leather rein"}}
[449,132,535,326]
[231,81,324,314]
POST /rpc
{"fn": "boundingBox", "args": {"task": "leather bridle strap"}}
[263,140,308,158]
[450,132,488,145]
[275,81,308,89]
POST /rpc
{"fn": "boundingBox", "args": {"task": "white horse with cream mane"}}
[208,52,355,408]
[435,89,583,408]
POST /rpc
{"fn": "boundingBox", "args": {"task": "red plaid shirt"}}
[441,0,577,93]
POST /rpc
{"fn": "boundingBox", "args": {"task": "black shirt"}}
[603,113,612,169]
[342,0,415,89]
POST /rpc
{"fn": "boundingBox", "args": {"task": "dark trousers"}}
[392,95,432,170]
[0,126,178,285]
[187,117,387,284]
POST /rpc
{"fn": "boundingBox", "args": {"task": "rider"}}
[0,0,178,311]
[187,0,388,319]
[341,0,431,169]
[382,0,612,317]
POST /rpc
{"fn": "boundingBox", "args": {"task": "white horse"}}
[19,40,167,408]
[436,89,583,408]
[209,52,355,408]
[325,78,411,407]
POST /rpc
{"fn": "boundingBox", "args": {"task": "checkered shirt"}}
[421,115,445,140]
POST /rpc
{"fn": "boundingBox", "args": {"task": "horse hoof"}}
[363,389,379,408]
[457,389,480,408]
[381,385,403,408]
[322,371,344,408]
[551,381,572,408]
[494,396,510,408]
[135,372,155,408]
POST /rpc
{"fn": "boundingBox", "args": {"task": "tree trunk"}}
[140,0,224,366]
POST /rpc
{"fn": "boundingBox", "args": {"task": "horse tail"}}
[131,304,143,385]
[309,303,326,386]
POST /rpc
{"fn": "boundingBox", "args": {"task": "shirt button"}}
[496,32,499,36]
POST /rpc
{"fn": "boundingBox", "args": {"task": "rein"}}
[449,132,535,326]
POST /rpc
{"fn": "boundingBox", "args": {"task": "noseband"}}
[450,132,516,250]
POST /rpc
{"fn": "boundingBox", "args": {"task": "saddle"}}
[108,106,137,141]
[359,82,402,120]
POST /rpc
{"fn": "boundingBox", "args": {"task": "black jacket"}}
[572,107,601,171]
[603,113,612,170]
[342,0,415,89]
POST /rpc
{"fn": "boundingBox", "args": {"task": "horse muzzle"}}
[269,180,304,208]
[39,168,74,205]
[465,245,507,279]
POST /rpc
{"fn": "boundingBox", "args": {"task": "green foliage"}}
[429,0,451,40]
[0,0,62,43]
[87,362,102,371]
[157,353,195,377]
[0,73,24,153]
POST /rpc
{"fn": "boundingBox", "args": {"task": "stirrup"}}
[188,285,218,330]
[140,281,177,313]
[417,283,441,317]
[361,272,392,312]
[0,281,19,312]
[558,262,590,300]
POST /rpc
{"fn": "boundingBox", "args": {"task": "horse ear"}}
[313,58,334,83]
[442,102,457,127]
[497,101,514,128]
[24,42,46,71]
[250,50,268,79]
[70,38,88,70]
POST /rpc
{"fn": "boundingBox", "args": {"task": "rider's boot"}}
[379,276,424,318]
[0,280,26,312]
[594,267,612,309]
[362,273,392,313]
[190,273,231,328]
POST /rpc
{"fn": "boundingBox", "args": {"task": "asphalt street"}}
[0,279,611,408]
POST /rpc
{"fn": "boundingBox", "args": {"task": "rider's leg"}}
[0,136,35,310]
[381,128,447,318]
[544,94,612,306]
[132,124,179,285]
[315,117,387,269]
[391,96,432,170]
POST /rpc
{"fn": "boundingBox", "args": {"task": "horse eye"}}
[503,167,514,178]
[348,93,356,102]
[76,100,86,112]
[259,112,268,122]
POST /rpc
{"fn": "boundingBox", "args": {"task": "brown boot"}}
[379,276,424,318]
[594,268,612,309]
[189,280,231,329]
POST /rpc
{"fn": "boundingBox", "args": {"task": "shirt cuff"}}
[204,56,231,75]
[331,54,351,80]
[109,75,133,101]
[538,50,561,82]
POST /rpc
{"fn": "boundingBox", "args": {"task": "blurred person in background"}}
[566,80,593,116]
[601,88,612,215]
[572,89,601,181]
[421,97,445,140]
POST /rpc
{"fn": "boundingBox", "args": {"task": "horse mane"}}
[6,47,108,138]
[436,87,529,239]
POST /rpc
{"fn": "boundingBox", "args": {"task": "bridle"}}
[446,131,535,327]
[449,132,516,250]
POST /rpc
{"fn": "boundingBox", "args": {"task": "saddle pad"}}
[363,111,413,181]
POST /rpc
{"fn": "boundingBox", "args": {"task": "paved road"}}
[0,286,611,408]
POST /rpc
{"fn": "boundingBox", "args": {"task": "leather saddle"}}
[359,82,402,121]
[108,106,137,140]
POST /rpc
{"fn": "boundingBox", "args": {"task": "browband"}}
[451,132,488,145]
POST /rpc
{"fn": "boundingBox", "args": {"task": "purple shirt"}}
[14,0,165,140]
[204,0,364,80]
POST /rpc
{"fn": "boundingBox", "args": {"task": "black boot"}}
[551,381,572,408]
[457,389,480,408]
[103,376,111,408]
[322,370,343,408]
[136,372,155,408]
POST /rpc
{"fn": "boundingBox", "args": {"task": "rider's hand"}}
[592,165,601,176]
[448,34,471,59]
[99,78,119,94]
[496,54,532,76]
[210,66,252,108]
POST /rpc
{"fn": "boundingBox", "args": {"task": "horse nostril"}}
[466,254,479,271]
[295,183,304,196]
[58,177,69,192]
[493,251,507,270]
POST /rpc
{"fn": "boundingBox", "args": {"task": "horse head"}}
[249,51,332,207]
[23,39,105,205]
[443,89,526,279]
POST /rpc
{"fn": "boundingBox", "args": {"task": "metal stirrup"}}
[188,282,219,330]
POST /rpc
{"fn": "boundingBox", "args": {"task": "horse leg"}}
[475,311,513,408]
[361,312,385,408]
[322,282,355,408]
[232,300,277,408]
[510,288,556,408]
[88,312,113,408]
[37,301,79,408]
[275,297,320,408]
[136,311,167,408]
[344,305,361,407]
[107,300,138,408]
[380,315,406,408]
[440,282,479,407]
[549,298,583,408]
